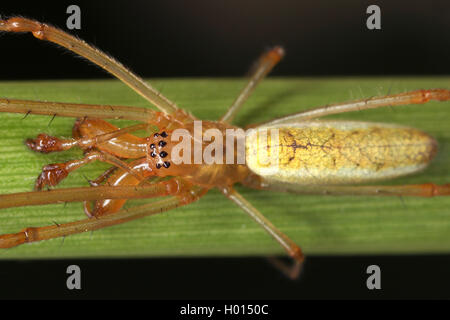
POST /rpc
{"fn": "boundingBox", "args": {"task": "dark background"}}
[0,0,449,300]
[1,0,450,79]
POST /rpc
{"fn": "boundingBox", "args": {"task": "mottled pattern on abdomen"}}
[245,121,437,185]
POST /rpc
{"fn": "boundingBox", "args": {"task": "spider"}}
[0,17,449,279]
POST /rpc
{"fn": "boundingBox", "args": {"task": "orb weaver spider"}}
[0,17,449,279]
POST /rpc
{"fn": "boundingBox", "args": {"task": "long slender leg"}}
[220,187,303,279]
[0,17,178,114]
[220,47,285,124]
[34,150,148,190]
[242,177,450,197]
[0,183,191,210]
[0,98,194,126]
[27,122,150,154]
[290,183,450,197]
[255,89,450,127]
[0,183,208,249]
[0,98,162,122]
[27,113,183,159]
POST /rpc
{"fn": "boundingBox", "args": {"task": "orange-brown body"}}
[65,117,251,216]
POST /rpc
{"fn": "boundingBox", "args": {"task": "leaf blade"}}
[0,77,449,259]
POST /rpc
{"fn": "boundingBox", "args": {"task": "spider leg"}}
[27,122,151,155]
[87,167,118,187]
[220,46,284,124]
[248,181,450,197]
[0,17,178,115]
[220,186,303,279]
[0,184,188,210]
[256,89,450,126]
[34,150,148,190]
[0,98,162,122]
[0,182,208,248]
[82,157,159,217]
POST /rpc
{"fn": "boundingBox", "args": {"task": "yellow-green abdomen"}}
[245,120,438,185]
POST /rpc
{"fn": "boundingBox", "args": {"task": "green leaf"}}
[0,78,449,259]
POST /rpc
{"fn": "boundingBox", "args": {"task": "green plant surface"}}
[0,77,449,259]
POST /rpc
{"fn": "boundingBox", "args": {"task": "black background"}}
[0,0,449,300]
[1,0,450,79]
